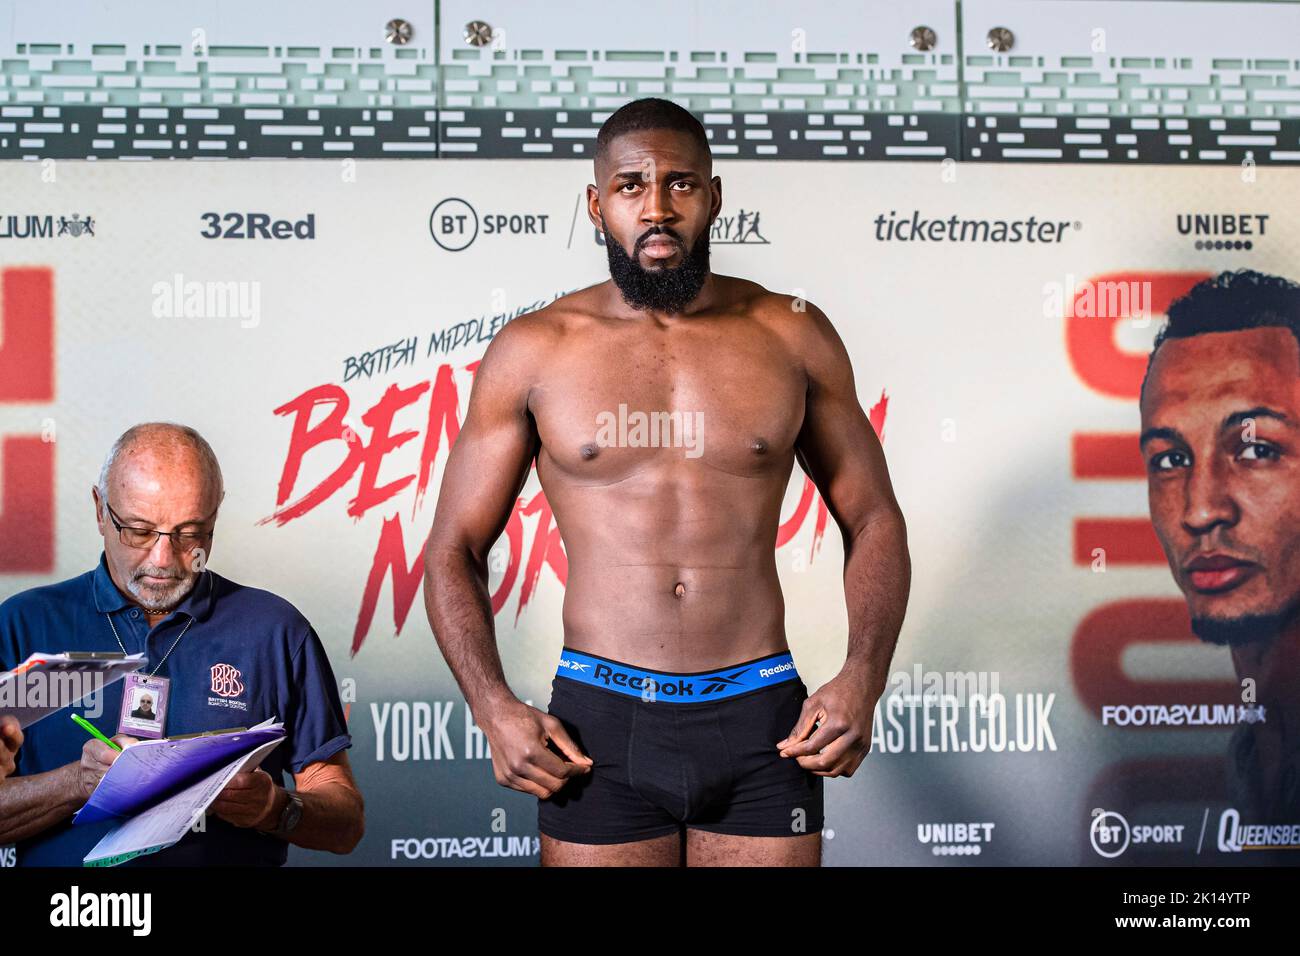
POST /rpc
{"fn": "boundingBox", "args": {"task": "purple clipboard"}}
[73,725,285,826]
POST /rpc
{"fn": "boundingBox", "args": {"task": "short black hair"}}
[1142,269,1300,398]
[594,97,711,170]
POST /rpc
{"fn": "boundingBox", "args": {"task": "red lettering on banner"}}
[1072,599,1237,718]
[263,384,363,526]
[1071,433,1143,480]
[413,364,462,516]
[350,486,561,655]
[1067,271,1233,717]
[353,513,426,656]
[268,372,889,654]
[776,389,888,554]
[1069,272,1208,568]
[0,268,55,573]
[515,489,567,625]
[1066,272,1207,400]
[351,381,427,517]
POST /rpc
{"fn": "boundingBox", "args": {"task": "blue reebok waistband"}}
[554,648,799,702]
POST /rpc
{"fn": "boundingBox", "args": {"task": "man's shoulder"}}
[474,288,604,390]
[209,572,313,638]
[492,286,603,347]
[738,281,833,331]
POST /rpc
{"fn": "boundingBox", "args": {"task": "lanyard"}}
[107,613,193,679]
[104,573,208,679]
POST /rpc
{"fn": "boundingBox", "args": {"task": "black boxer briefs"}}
[537,648,825,844]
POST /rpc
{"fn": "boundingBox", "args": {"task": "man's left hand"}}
[777,671,877,777]
[210,769,282,828]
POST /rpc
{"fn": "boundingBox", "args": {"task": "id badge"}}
[118,673,170,739]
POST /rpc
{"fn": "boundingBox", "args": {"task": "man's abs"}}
[559,559,788,671]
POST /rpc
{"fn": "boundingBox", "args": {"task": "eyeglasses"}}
[103,500,216,553]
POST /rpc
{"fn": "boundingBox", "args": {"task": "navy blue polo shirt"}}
[0,552,351,866]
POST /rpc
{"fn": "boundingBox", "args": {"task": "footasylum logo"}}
[49,886,151,936]
[0,213,96,238]
[1101,703,1264,728]
[392,836,539,860]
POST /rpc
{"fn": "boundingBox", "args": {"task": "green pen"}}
[71,713,122,752]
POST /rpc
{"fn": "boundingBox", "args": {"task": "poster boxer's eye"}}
[1150,449,1188,471]
[1238,442,1279,462]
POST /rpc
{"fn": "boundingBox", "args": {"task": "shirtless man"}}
[423,97,910,867]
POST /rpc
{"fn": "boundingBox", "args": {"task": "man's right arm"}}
[422,316,591,798]
[0,762,82,844]
[0,715,21,779]
[0,738,125,845]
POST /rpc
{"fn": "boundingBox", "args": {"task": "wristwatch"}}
[267,791,304,838]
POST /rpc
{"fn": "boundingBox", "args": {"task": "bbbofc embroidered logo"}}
[210,663,245,698]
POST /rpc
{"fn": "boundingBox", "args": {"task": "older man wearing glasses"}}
[0,422,364,865]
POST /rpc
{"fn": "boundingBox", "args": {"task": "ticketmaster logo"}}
[873,210,1077,243]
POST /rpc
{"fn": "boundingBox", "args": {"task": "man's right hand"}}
[77,735,138,801]
[481,700,592,799]
[0,715,22,780]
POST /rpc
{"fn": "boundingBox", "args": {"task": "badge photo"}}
[117,673,171,739]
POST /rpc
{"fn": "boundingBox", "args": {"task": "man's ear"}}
[586,184,603,232]
[91,486,105,531]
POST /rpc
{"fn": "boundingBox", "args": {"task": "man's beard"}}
[126,563,198,612]
[601,214,710,313]
[1190,603,1298,647]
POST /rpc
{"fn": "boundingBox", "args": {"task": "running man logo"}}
[209,663,245,698]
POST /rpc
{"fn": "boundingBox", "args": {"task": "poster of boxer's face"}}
[1140,314,1300,834]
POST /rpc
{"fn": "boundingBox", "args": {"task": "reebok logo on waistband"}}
[592,662,698,696]
[554,650,800,702]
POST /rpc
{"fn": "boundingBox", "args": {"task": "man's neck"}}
[605,270,721,321]
[1231,617,1300,711]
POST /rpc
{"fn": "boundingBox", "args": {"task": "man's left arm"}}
[776,301,911,777]
[210,750,364,853]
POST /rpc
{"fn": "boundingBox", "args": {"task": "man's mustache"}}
[132,566,184,582]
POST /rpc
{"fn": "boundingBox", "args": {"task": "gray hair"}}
[97,422,225,515]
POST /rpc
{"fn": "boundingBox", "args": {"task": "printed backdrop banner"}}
[0,160,1295,865]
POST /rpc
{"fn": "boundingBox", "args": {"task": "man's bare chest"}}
[531,325,807,477]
